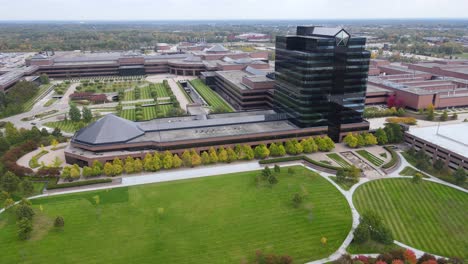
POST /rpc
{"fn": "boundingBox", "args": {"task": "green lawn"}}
[44,120,79,133]
[43,98,57,107]
[190,79,234,112]
[326,153,352,169]
[329,176,356,191]
[22,84,53,112]
[353,178,468,259]
[0,166,352,264]
[399,166,430,178]
[356,150,384,167]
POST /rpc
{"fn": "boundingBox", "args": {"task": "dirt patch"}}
[30,211,53,242]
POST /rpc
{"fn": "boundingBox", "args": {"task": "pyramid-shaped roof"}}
[74,114,144,145]
[206,44,229,52]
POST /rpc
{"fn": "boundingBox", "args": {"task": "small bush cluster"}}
[333,249,463,264]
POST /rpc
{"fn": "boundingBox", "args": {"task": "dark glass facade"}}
[274,26,370,141]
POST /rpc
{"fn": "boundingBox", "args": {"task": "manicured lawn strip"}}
[329,176,355,191]
[43,98,57,107]
[44,120,79,133]
[123,90,135,101]
[0,166,352,264]
[154,83,170,97]
[140,85,153,99]
[190,79,234,112]
[353,178,468,259]
[22,84,53,111]
[29,150,49,168]
[120,109,136,121]
[399,166,430,178]
[356,150,384,166]
[381,146,399,169]
[326,153,352,169]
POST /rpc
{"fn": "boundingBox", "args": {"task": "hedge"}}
[46,179,112,190]
[381,146,399,169]
[258,156,304,164]
[259,155,342,171]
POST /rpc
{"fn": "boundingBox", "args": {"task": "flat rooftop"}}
[407,123,468,158]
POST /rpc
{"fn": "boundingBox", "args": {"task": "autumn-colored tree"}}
[113,164,123,176]
[403,249,417,264]
[344,133,358,148]
[162,151,173,169]
[172,154,182,168]
[190,149,201,167]
[112,157,123,167]
[254,144,270,159]
[284,140,297,155]
[201,151,211,165]
[124,156,135,174]
[391,259,404,264]
[218,147,228,163]
[242,145,255,160]
[181,150,192,167]
[152,154,162,171]
[143,153,154,171]
[226,147,238,163]
[269,143,280,156]
[277,143,286,156]
[134,158,143,173]
[208,147,219,163]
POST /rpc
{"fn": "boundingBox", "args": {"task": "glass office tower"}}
[274,26,370,142]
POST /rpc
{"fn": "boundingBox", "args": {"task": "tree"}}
[70,167,80,180]
[20,179,34,195]
[208,147,219,163]
[364,133,378,146]
[92,163,102,177]
[357,134,366,147]
[92,160,103,170]
[344,133,358,148]
[354,223,370,244]
[269,143,280,156]
[54,216,65,228]
[69,104,81,122]
[375,128,388,145]
[412,172,423,184]
[440,110,448,121]
[453,168,466,185]
[124,157,135,174]
[226,147,238,163]
[113,164,123,176]
[143,153,153,171]
[426,104,435,121]
[190,150,202,167]
[254,144,270,159]
[152,155,162,171]
[404,249,417,264]
[218,147,228,163]
[4,198,14,209]
[39,73,50,84]
[292,193,303,208]
[201,151,211,165]
[277,144,286,156]
[16,202,34,221]
[181,150,192,167]
[384,123,403,143]
[17,217,33,240]
[82,107,93,123]
[103,162,113,176]
[1,172,20,193]
[82,166,93,177]
[134,158,143,173]
[433,159,445,171]
[162,152,174,169]
[294,142,303,154]
[274,164,281,173]
[51,139,59,149]
[262,166,272,178]
[242,145,255,160]
[285,140,297,155]
[172,154,182,168]
[268,175,278,185]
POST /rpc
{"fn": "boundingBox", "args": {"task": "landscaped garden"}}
[353,178,468,259]
[189,79,234,112]
[356,150,384,167]
[0,166,352,263]
[327,153,352,168]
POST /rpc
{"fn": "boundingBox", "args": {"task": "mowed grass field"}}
[353,178,468,259]
[190,79,234,112]
[0,166,352,264]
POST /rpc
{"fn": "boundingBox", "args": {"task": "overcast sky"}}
[0,0,467,20]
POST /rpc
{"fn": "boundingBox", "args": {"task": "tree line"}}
[61,137,336,180]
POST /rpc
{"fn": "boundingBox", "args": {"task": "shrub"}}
[291,193,303,208]
[47,179,112,190]
[381,146,398,169]
[412,173,423,184]
[54,216,65,228]
[17,218,33,240]
[353,223,370,244]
